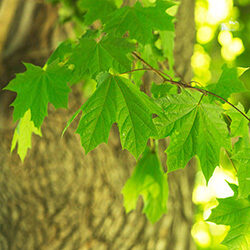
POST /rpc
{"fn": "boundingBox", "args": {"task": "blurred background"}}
[191,0,249,249]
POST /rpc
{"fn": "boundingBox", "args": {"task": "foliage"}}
[155,89,232,182]
[208,184,250,249]
[5,61,71,127]
[122,147,168,223]
[5,0,250,247]
[76,72,161,158]
[10,110,42,162]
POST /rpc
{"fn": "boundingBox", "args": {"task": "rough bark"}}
[0,0,196,249]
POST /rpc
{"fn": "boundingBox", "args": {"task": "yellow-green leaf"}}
[11,110,42,162]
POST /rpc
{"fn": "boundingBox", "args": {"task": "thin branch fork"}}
[131,52,250,122]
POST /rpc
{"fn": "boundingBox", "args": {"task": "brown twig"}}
[132,52,167,81]
[131,52,250,122]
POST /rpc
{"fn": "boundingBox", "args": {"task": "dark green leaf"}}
[154,90,231,182]
[207,64,247,102]
[76,73,161,158]
[78,0,117,25]
[151,82,177,98]
[104,1,174,44]
[68,35,135,83]
[159,30,175,76]
[47,40,74,65]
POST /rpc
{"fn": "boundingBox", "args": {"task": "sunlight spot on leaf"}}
[208,168,236,198]
[221,46,236,61]
[207,0,232,25]
[220,34,244,61]
[237,67,249,77]
[191,51,210,70]
[193,186,214,204]
[197,26,214,44]
[229,38,244,55]
[165,5,179,17]
[191,45,211,84]
[218,30,232,46]
[192,222,211,247]
[195,2,208,25]
[193,168,237,205]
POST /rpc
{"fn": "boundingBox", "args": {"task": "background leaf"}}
[226,103,250,138]
[207,64,247,102]
[11,110,42,161]
[104,1,174,44]
[232,148,250,198]
[78,0,117,25]
[122,147,168,223]
[68,35,135,83]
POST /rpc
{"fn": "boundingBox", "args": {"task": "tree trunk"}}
[0,0,196,249]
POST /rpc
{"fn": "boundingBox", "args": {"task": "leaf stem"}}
[119,68,150,75]
[131,52,250,122]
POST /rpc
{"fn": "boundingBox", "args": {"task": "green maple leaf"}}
[208,197,250,226]
[226,103,250,138]
[122,147,168,223]
[207,64,247,101]
[104,1,175,44]
[154,90,231,182]
[78,0,117,25]
[76,73,161,158]
[76,73,117,154]
[222,223,250,250]
[67,35,135,83]
[232,148,250,198]
[5,61,71,127]
[207,184,250,249]
[159,30,175,76]
[46,39,75,65]
[11,110,42,162]
[151,82,177,98]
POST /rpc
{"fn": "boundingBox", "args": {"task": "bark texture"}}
[0,0,196,249]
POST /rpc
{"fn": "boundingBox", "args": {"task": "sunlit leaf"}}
[122,147,168,223]
[11,110,42,161]
[208,184,250,249]
[232,148,250,198]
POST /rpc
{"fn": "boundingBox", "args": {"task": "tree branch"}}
[131,52,250,122]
